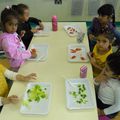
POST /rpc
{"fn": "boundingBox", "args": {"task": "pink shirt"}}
[0,32,31,68]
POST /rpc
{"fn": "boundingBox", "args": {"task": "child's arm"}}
[103,87,120,115]
[88,34,96,40]
[94,67,110,83]
[28,17,44,30]
[111,112,120,120]
[88,52,103,70]
[2,38,36,60]
[16,73,37,81]
[4,69,37,81]
[97,108,105,115]
[0,95,19,106]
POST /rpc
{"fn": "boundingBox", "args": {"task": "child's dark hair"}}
[97,30,115,43]
[98,4,115,27]
[12,4,29,16]
[107,48,120,75]
[1,7,18,26]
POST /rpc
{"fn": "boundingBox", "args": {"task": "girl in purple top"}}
[88,4,120,51]
[0,7,37,71]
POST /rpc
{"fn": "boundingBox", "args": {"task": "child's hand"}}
[2,95,19,105]
[31,48,37,58]
[88,52,103,70]
[39,22,44,30]
[111,112,120,120]
[88,52,96,66]
[20,30,26,37]
[95,68,110,83]
[31,28,39,33]
[97,108,105,115]
[95,74,108,83]
[16,73,37,81]
[89,34,95,40]
[23,73,37,81]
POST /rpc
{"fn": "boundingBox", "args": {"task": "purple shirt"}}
[88,17,115,36]
[0,32,31,68]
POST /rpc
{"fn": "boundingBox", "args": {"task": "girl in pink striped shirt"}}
[0,7,37,71]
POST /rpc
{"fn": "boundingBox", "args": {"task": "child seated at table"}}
[12,4,44,49]
[94,49,120,119]
[0,7,37,71]
[88,4,120,51]
[88,31,114,77]
[0,64,36,112]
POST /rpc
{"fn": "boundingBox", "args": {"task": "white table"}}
[0,22,98,120]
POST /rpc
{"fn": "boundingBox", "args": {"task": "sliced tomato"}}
[70,49,76,53]
[81,56,86,60]
[71,56,76,59]
[76,48,81,51]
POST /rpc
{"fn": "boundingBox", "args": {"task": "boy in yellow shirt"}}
[0,64,36,111]
[88,32,114,77]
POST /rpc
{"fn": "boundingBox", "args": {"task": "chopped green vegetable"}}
[22,84,47,108]
[69,83,88,104]
[22,100,29,107]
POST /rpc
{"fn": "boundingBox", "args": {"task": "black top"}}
[17,17,41,49]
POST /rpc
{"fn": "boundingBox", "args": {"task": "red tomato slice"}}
[70,49,76,53]
[71,56,76,59]
[81,57,85,60]
[76,48,81,51]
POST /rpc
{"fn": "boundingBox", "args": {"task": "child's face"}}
[98,15,112,25]
[20,9,29,22]
[96,35,110,51]
[5,18,18,33]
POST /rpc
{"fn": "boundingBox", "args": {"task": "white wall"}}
[0,0,120,22]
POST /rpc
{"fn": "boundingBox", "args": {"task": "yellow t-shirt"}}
[0,64,9,97]
[93,45,113,77]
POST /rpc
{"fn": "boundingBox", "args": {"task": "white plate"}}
[28,44,48,61]
[34,25,50,37]
[65,78,95,110]
[68,44,89,62]
[64,25,81,37]
[20,82,52,115]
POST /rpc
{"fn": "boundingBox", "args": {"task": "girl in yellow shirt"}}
[88,32,114,77]
[0,64,36,109]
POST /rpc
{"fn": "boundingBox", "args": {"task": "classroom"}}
[0,0,120,120]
